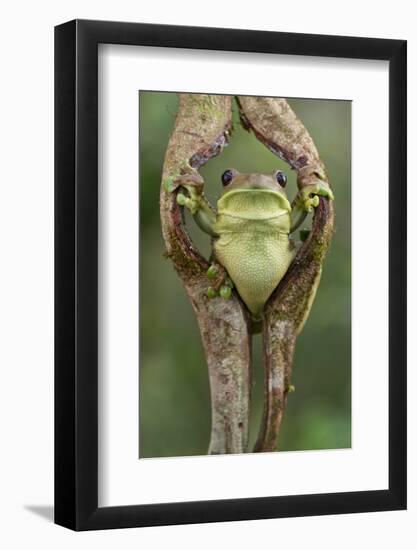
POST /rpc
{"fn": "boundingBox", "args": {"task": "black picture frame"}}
[55,19,407,531]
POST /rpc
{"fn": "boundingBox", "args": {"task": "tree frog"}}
[175,168,333,320]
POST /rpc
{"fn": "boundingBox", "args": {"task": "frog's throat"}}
[217,188,291,221]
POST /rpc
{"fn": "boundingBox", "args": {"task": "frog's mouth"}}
[217,188,291,220]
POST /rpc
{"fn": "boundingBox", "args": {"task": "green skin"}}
[176,170,334,320]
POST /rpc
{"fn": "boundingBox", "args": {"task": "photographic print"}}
[139,92,351,458]
[55,20,406,530]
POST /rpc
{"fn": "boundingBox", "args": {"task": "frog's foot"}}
[171,171,218,237]
[207,282,234,300]
[163,163,202,192]
[296,182,334,213]
[173,173,205,215]
[206,263,234,300]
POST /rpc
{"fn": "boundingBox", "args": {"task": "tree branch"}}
[237,96,334,452]
[160,94,252,454]
[236,96,325,172]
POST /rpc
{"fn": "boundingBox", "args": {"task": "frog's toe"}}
[176,193,199,214]
[307,182,334,201]
[299,182,334,212]
[311,195,320,207]
[206,265,219,280]
[176,193,187,206]
[219,285,232,300]
[303,195,319,212]
[316,182,334,200]
[206,262,230,285]
[207,286,219,299]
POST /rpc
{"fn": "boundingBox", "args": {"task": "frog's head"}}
[217,169,291,219]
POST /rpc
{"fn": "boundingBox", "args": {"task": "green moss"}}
[167,231,203,280]
[163,176,175,193]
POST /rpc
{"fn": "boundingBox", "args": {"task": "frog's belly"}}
[214,232,294,318]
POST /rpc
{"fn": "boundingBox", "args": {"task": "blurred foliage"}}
[139,92,351,458]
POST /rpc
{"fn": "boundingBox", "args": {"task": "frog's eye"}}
[275,171,287,187]
[221,169,235,187]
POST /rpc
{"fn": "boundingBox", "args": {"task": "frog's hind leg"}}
[288,229,311,256]
[206,257,234,300]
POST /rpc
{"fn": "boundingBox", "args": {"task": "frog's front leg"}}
[174,173,218,238]
[290,181,334,233]
[173,174,233,300]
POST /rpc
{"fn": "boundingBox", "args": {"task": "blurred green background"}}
[139,92,351,458]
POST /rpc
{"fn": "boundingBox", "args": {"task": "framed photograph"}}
[55,19,406,531]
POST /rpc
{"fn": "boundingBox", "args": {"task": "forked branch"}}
[160,94,334,454]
